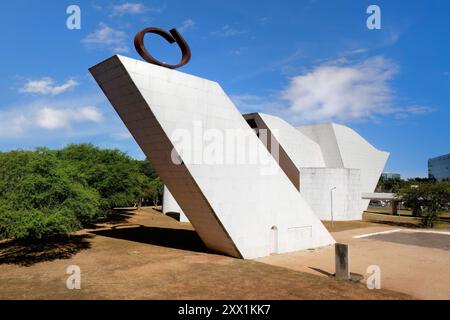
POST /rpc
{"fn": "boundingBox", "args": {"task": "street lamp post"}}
[330,187,336,228]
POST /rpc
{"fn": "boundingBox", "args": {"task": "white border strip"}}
[353,229,402,239]
[353,228,450,239]
[401,229,450,235]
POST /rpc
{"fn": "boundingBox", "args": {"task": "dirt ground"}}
[0,208,412,300]
[257,226,450,300]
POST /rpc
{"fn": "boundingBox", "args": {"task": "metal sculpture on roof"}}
[134,27,191,69]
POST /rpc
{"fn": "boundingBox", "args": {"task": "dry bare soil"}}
[0,208,413,300]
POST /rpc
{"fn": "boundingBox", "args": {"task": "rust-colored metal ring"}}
[134,27,191,69]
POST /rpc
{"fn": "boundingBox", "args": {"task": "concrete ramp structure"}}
[90,55,335,259]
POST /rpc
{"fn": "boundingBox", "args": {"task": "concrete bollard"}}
[335,243,349,280]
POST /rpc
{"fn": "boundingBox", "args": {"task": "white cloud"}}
[228,47,247,56]
[178,19,196,33]
[20,78,79,96]
[394,105,435,120]
[112,131,133,140]
[339,48,368,57]
[232,56,433,124]
[36,106,103,130]
[110,2,165,17]
[0,110,27,136]
[384,30,401,46]
[81,24,129,53]
[281,56,397,122]
[0,97,104,137]
[259,17,270,25]
[112,2,145,16]
[211,25,247,37]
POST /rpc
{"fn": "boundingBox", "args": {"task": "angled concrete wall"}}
[90,55,334,259]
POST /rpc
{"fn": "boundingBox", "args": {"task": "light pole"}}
[330,186,336,228]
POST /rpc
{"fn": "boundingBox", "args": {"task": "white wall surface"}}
[297,124,344,168]
[162,186,189,222]
[300,168,362,221]
[331,124,389,211]
[90,55,335,259]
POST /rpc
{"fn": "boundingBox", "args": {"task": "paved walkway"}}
[257,226,450,300]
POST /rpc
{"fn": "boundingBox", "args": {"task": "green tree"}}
[396,181,450,227]
[0,149,100,239]
[138,158,158,180]
[376,176,405,193]
[144,177,164,207]
[0,144,157,240]
[56,144,150,210]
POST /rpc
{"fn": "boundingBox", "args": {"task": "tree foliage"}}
[396,181,450,227]
[0,144,161,240]
[147,177,164,206]
[55,144,149,210]
[375,176,405,193]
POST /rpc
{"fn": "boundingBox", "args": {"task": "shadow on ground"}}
[309,267,333,277]
[85,209,136,229]
[0,235,93,267]
[308,267,365,282]
[165,212,183,222]
[91,226,210,254]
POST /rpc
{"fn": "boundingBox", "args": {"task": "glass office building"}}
[428,153,450,180]
[381,172,401,179]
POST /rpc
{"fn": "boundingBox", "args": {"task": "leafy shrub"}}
[0,150,99,239]
[56,144,148,210]
[0,206,80,240]
[0,144,158,240]
[396,181,450,227]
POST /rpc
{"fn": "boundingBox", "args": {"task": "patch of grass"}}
[366,206,450,219]
[363,212,450,230]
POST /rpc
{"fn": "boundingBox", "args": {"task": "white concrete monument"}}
[165,112,389,222]
[90,55,335,259]
[243,113,389,221]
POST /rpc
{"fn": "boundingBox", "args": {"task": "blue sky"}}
[0,0,449,178]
